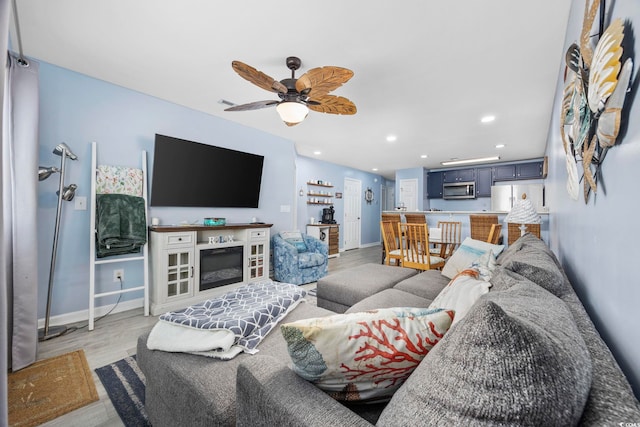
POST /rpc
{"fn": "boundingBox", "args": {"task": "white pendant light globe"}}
[276,101,309,124]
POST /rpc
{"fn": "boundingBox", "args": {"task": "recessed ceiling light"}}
[420,154,428,159]
[495,144,505,149]
[481,115,496,123]
[386,135,397,142]
[441,156,500,166]
[372,168,379,171]
[313,151,322,155]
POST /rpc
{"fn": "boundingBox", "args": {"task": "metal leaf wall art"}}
[560,0,634,203]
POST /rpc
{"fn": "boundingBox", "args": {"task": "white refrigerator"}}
[490,184,546,212]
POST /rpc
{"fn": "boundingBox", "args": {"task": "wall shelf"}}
[307,179,334,204]
[307,181,334,187]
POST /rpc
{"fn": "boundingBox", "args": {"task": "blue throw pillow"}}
[280,231,308,253]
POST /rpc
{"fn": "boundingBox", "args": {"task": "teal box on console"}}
[204,217,226,226]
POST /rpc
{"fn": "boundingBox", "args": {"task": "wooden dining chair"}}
[507,223,541,245]
[430,221,461,259]
[404,213,427,224]
[398,223,445,271]
[380,221,403,266]
[470,214,500,243]
[487,223,503,244]
[381,213,402,243]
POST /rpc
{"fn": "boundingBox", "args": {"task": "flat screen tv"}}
[150,134,264,208]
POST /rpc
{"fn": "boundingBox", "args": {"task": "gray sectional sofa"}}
[137,234,640,426]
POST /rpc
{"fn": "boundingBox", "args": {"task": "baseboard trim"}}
[37,298,144,328]
[359,241,382,249]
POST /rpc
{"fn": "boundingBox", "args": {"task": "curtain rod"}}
[10,0,28,66]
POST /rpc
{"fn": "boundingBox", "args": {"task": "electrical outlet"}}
[113,269,124,282]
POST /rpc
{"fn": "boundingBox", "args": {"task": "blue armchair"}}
[271,232,329,285]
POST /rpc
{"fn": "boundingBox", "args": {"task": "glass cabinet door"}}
[166,248,193,299]
[248,242,266,280]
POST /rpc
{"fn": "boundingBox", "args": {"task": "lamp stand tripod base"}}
[38,325,68,341]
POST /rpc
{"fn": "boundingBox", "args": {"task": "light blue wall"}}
[38,61,297,318]
[545,0,640,396]
[37,60,386,320]
[295,156,384,247]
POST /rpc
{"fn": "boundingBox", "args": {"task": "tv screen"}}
[150,134,264,208]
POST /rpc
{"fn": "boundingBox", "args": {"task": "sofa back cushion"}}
[497,234,569,297]
[378,280,592,426]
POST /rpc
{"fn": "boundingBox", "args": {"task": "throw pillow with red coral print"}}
[280,307,454,402]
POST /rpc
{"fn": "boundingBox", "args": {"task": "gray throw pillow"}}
[377,281,592,426]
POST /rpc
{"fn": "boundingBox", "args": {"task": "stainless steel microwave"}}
[443,181,476,199]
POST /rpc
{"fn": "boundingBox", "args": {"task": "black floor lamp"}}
[38,142,78,341]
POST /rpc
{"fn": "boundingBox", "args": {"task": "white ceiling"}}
[11,1,572,179]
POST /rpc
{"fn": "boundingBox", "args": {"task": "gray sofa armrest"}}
[237,355,374,427]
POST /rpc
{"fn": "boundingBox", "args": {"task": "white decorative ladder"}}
[88,141,150,330]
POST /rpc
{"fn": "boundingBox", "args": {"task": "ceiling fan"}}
[224,56,356,126]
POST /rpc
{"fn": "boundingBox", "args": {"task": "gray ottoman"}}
[317,263,418,313]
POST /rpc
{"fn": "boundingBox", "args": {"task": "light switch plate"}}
[74,196,87,210]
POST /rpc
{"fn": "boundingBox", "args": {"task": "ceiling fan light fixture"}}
[276,101,309,124]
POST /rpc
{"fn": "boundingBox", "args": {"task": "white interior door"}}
[399,179,418,211]
[343,178,362,250]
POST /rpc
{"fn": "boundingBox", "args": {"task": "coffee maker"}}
[321,205,336,224]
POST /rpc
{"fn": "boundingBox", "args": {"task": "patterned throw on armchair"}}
[272,231,329,285]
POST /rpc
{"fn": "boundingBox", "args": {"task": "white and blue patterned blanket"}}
[146,281,306,359]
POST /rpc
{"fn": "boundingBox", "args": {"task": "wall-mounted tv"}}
[150,134,264,208]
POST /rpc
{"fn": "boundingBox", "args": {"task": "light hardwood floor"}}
[36,245,383,426]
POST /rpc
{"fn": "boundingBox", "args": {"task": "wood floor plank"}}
[37,245,382,426]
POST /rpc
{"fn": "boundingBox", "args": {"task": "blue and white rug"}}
[95,355,150,427]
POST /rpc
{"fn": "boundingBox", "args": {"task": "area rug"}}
[95,355,150,427]
[8,349,99,427]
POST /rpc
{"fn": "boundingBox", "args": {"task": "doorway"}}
[343,178,362,250]
[381,184,395,211]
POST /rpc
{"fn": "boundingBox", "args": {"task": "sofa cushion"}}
[378,281,592,426]
[298,252,326,268]
[281,307,454,403]
[137,301,334,426]
[498,234,568,297]
[441,237,504,279]
[428,269,492,325]
[392,270,450,300]
[346,288,431,313]
[317,263,417,310]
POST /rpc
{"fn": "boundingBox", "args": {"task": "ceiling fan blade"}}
[224,100,279,111]
[295,66,354,96]
[308,95,357,115]
[231,61,288,93]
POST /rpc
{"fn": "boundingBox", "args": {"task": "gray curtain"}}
[1,1,11,424]
[2,12,40,427]
[3,51,40,371]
